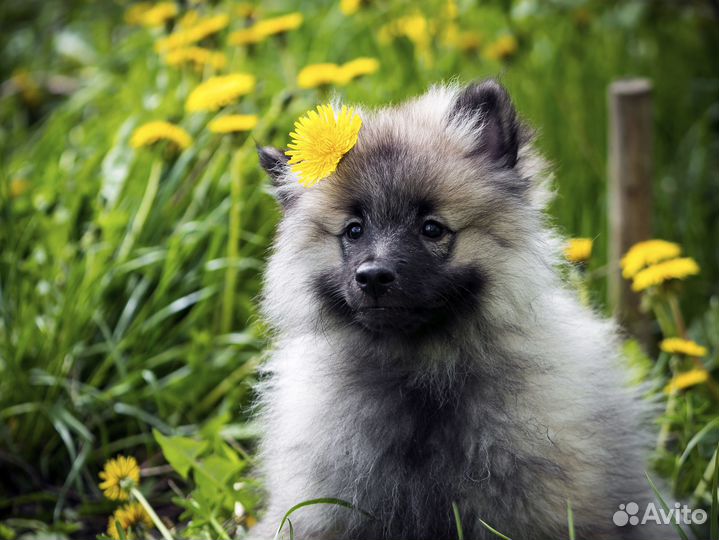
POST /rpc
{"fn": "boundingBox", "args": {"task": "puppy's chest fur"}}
[303,346,563,539]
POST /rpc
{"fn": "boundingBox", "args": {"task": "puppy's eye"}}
[346,222,364,240]
[421,220,445,239]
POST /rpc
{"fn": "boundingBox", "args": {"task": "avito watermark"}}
[613,501,707,527]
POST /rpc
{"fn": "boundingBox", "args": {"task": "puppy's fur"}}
[252,81,660,539]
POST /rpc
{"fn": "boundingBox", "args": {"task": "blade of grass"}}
[645,471,689,540]
[567,500,575,540]
[452,501,464,540]
[479,518,513,540]
[274,498,371,539]
[117,159,163,261]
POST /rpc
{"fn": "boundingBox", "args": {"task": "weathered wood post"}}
[608,79,653,346]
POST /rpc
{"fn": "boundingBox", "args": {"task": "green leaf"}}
[153,429,208,479]
[194,454,243,509]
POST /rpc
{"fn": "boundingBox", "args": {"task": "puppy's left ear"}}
[450,79,520,168]
[258,145,300,209]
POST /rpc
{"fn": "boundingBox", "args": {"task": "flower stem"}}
[131,487,174,540]
[667,293,687,338]
[117,159,163,261]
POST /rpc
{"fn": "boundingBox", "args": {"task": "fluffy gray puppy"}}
[252,80,660,540]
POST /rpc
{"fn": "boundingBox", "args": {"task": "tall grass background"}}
[0,0,717,538]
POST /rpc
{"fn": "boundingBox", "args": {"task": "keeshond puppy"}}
[252,80,661,539]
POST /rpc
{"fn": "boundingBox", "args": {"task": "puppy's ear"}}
[257,145,299,209]
[450,79,520,168]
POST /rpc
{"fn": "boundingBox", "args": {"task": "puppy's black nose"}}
[355,261,395,297]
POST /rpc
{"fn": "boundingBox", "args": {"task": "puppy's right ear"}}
[257,145,300,209]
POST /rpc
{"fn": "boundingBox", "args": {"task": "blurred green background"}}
[1,0,717,538]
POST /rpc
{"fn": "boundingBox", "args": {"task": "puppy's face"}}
[313,182,485,334]
[260,81,535,337]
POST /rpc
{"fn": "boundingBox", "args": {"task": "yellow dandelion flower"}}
[379,14,434,64]
[138,2,178,27]
[398,14,431,45]
[660,338,708,358]
[164,47,227,71]
[229,27,265,46]
[98,455,141,501]
[178,10,200,29]
[124,3,152,25]
[10,178,30,198]
[251,13,303,38]
[664,369,709,394]
[444,0,459,19]
[185,73,256,113]
[340,0,361,16]
[107,502,153,540]
[230,11,301,45]
[208,114,259,134]
[286,104,362,187]
[297,63,343,89]
[337,57,380,85]
[631,257,700,292]
[484,34,519,61]
[155,14,230,52]
[564,238,593,264]
[443,25,483,51]
[458,32,482,51]
[11,70,42,106]
[130,121,192,150]
[621,239,682,279]
[236,3,259,18]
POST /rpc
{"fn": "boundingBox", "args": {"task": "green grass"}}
[0,0,717,538]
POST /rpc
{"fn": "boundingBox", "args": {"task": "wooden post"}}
[608,79,653,347]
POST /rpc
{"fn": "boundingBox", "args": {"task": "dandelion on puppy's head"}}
[660,337,708,358]
[130,121,192,150]
[107,502,153,539]
[185,73,256,112]
[286,104,362,187]
[99,455,140,501]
